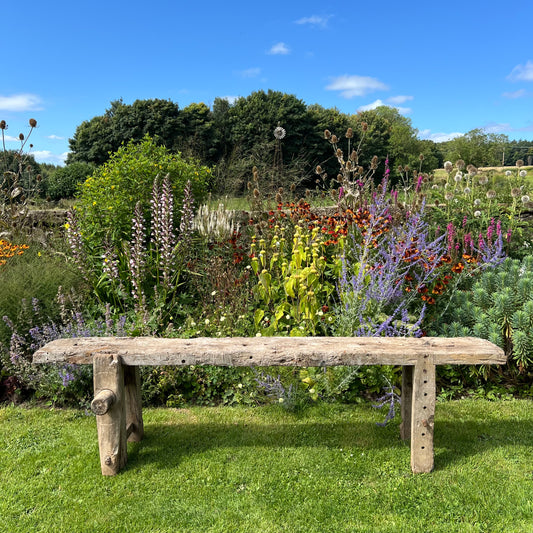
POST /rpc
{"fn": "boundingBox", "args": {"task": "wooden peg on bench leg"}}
[93,354,127,476]
[410,354,436,474]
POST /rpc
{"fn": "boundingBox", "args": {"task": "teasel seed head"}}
[330,134,338,144]
[29,118,37,128]
[324,129,331,139]
[315,165,322,174]
[516,159,524,168]
[275,192,282,203]
[371,155,379,169]
[336,148,343,158]
[253,188,260,198]
[247,181,252,190]
[361,122,368,131]
[290,184,296,192]
[350,150,358,162]
[345,127,353,138]
[0,120,6,130]
[455,159,465,170]
[419,154,424,161]
[19,133,24,141]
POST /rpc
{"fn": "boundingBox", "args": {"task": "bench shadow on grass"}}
[124,415,533,472]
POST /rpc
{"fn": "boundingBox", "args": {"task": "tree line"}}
[14,90,533,199]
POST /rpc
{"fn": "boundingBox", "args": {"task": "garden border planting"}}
[33,336,505,476]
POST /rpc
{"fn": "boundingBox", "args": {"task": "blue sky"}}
[2,0,533,165]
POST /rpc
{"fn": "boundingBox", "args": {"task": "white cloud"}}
[268,42,290,55]
[47,134,65,140]
[387,95,413,105]
[295,15,331,28]
[357,100,411,115]
[239,67,261,78]
[326,75,388,98]
[221,96,239,104]
[357,99,385,111]
[0,134,20,142]
[31,150,69,165]
[507,60,533,81]
[502,89,527,99]
[0,93,43,111]
[418,129,464,143]
[482,122,512,134]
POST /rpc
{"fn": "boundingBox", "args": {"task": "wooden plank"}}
[93,354,127,476]
[410,354,436,474]
[400,366,413,441]
[33,336,506,366]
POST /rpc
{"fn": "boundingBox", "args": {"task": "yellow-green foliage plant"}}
[250,221,341,336]
[73,135,211,251]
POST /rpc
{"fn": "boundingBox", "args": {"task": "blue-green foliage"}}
[437,256,533,372]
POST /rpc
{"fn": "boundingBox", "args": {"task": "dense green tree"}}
[67,99,182,165]
[44,162,96,200]
[228,90,315,163]
[176,102,215,163]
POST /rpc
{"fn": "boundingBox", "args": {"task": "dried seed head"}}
[345,127,353,138]
[516,159,524,168]
[278,187,284,194]
[315,165,323,174]
[397,165,404,173]
[346,160,352,170]
[253,188,260,198]
[275,192,282,203]
[36,174,42,182]
[455,159,465,170]
[336,148,343,158]
[361,122,368,131]
[0,120,6,130]
[511,187,521,198]
[486,190,497,199]
[350,150,358,162]
[19,133,24,141]
[444,161,453,172]
[371,155,378,169]
[357,166,364,175]
[419,154,424,161]
[247,181,252,190]
[290,184,296,192]
[29,118,37,128]
[324,129,332,139]
[305,189,310,197]
[330,134,338,144]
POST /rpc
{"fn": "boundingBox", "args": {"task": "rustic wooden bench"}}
[33,336,505,476]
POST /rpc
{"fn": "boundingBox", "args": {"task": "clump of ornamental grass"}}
[193,202,240,242]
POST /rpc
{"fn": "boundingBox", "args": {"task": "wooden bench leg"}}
[410,354,436,473]
[92,354,127,476]
[400,365,414,441]
[124,366,144,442]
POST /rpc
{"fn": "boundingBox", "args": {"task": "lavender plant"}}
[1,290,128,405]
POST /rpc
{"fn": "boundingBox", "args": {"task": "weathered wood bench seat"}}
[33,336,505,476]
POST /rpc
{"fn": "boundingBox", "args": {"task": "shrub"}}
[74,135,211,251]
[435,255,533,376]
[44,162,96,200]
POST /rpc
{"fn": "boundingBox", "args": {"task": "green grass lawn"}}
[1,400,532,533]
